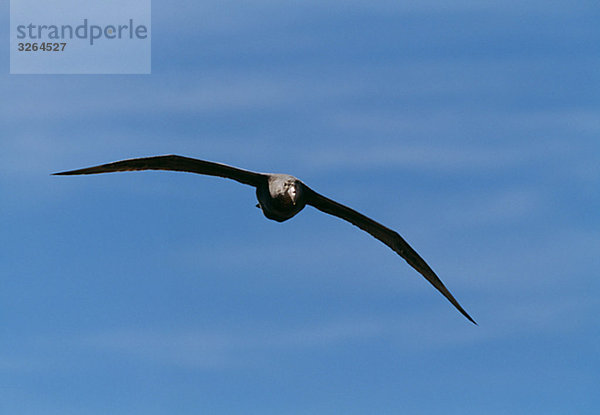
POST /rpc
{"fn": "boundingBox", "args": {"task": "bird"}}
[54,155,475,324]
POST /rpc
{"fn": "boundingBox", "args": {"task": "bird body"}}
[55,155,475,324]
[257,174,306,222]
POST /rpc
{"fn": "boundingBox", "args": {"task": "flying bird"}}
[54,155,475,324]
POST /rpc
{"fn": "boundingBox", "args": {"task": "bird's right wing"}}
[53,155,267,187]
[303,185,476,324]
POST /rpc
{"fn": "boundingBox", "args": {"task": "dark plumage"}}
[54,155,475,324]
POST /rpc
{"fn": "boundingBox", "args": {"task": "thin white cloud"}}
[77,318,387,369]
[403,186,544,229]
[72,290,597,369]
[151,0,586,37]
[303,143,532,172]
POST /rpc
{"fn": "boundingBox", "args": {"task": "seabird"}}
[54,155,475,324]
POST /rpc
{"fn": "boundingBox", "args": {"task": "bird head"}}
[285,180,301,205]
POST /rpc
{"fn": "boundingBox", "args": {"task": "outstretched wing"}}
[53,155,266,187]
[303,185,476,324]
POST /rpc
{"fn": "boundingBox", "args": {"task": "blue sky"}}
[1,0,599,413]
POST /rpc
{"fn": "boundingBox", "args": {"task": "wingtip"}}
[52,167,95,175]
[453,300,477,325]
[465,313,478,326]
[435,284,477,325]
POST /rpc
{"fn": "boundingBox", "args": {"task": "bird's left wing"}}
[303,184,476,324]
[53,155,266,187]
